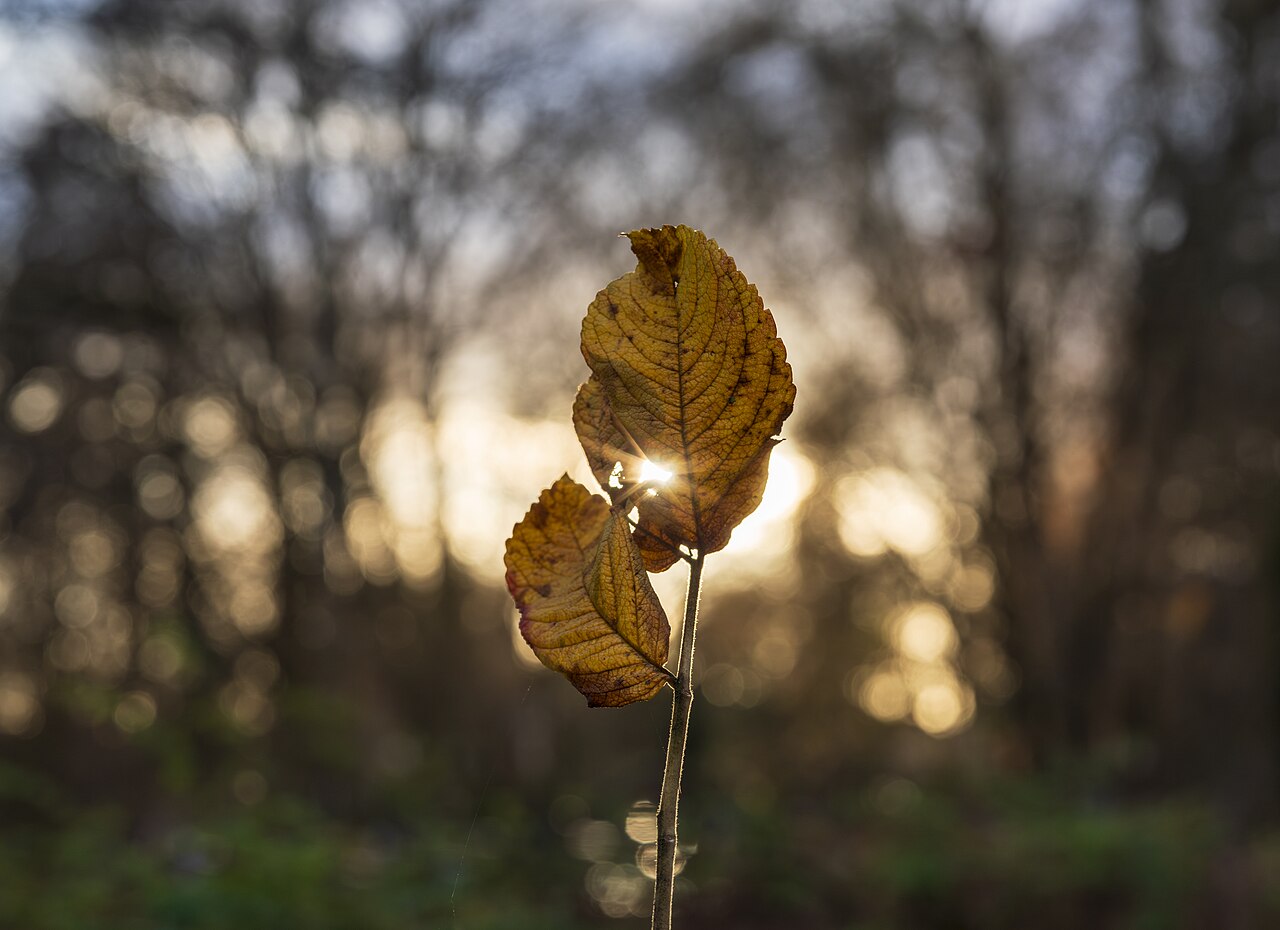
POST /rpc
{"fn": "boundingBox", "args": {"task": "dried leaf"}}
[572,374,630,492]
[504,475,674,707]
[577,225,795,570]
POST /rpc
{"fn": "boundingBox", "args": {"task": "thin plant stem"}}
[651,552,703,930]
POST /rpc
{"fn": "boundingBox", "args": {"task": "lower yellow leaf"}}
[504,475,674,707]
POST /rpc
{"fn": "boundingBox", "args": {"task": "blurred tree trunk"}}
[1069,0,1280,815]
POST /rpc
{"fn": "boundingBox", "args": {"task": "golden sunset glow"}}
[835,467,944,558]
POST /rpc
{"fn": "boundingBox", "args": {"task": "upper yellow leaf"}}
[504,475,674,707]
[577,225,795,570]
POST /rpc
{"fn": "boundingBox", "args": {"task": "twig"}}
[651,552,703,930]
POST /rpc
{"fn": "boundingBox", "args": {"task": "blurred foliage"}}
[0,777,575,929]
[2,758,1277,930]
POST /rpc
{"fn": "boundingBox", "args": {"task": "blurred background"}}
[0,0,1278,927]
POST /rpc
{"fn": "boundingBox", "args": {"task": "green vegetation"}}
[2,763,1275,930]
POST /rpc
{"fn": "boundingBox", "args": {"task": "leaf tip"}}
[625,225,688,296]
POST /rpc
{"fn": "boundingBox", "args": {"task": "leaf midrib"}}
[581,515,671,676]
[673,273,704,553]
